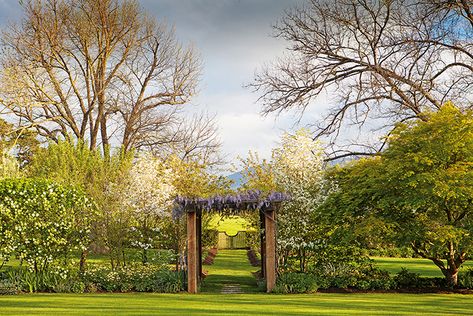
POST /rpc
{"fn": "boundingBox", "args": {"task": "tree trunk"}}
[101,115,109,157]
[444,269,459,287]
[143,248,148,265]
[299,248,306,273]
[79,249,89,273]
[142,216,148,264]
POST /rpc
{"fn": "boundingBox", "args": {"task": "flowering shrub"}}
[241,129,330,272]
[0,178,97,273]
[273,130,330,272]
[82,264,184,293]
[111,153,176,264]
[123,153,176,219]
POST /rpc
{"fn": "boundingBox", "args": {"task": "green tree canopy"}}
[27,140,132,270]
[324,104,473,286]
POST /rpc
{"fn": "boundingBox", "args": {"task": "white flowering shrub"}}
[0,178,97,273]
[117,153,176,263]
[0,203,13,269]
[241,129,331,272]
[272,129,328,271]
[124,153,176,219]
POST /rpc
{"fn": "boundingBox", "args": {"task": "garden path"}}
[201,249,259,293]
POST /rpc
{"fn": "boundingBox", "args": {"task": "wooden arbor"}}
[173,191,288,294]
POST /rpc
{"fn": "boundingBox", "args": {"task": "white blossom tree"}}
[120,153,176,263]
[273,129,327,272]
[241,129,329,272]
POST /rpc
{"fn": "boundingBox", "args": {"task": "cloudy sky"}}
[0,0,328,164]
[140,0,323,163]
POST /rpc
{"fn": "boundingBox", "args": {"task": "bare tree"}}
[251,0,473,160]
[0,0,203,155]
[135,112,223,166]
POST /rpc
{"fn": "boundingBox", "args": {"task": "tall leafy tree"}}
[324,104,473,286]
[28,140,132,270]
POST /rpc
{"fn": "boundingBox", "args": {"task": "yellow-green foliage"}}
[325,103,473,284]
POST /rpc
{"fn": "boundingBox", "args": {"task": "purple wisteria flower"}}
[172,190,290,219]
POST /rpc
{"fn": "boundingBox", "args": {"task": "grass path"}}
[201,249,259,293]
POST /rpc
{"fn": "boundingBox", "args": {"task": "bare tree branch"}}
[251,0,473,159]
[0,0,203,157]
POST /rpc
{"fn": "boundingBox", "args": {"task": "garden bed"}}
[203,248,218,265]
[247,249,261,267]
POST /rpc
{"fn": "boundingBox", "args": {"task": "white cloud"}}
[218,112,281,161]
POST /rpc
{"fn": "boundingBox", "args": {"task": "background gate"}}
[217,231,248,249]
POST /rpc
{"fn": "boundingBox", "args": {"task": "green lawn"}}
[2,249,473,315]
[372,257,473,277]
[208,215,254,235]
[1,292,473,315]
[201,249,259,293]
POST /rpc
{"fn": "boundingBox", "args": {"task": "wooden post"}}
[187,210,198,293]
[260,210,266,278]
[265,209,276,293]
[196,210,202,281]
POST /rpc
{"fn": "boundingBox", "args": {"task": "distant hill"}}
[227,171,244,189]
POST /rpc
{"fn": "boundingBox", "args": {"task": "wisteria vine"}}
[172,190,289,218]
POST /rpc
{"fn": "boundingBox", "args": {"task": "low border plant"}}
[273,272,318,294]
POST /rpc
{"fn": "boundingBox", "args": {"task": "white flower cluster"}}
[123,153,176,218]
[0,179,95,272]
[272,129,330,251]
[109,153,178,252]
[131,241,152,250]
